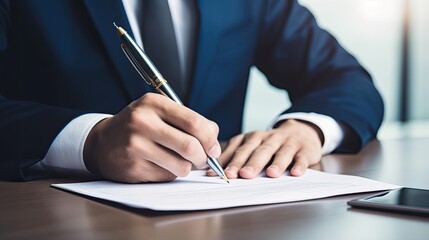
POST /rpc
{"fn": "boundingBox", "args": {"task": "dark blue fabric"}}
[0,0,383,181]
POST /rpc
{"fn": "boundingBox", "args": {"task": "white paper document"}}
[52,169,399,211]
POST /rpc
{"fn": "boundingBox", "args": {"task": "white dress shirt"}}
[39,0,344,175]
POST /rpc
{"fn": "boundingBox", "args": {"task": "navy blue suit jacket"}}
[0,0,383,180]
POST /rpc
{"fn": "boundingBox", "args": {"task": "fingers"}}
[267,121,322,177]
[206,131,271,179]
[219,136,244,164]
[265,146,293,178]
[289,146,322,177]
[148,121,208,169]
[150,94,221,159]
[141,94,221,163]
[206,134,244,177]
[86,92,324,183]
[205,119,323,180]
[239,133,284,179]
[225,131,264,179]
[84,93,222,183]
[88,123,192,182]
[138,137,193,178]
[135,94,221,167]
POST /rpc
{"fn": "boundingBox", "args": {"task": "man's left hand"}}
[207,119,323,179]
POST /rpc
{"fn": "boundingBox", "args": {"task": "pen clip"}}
[120,44,153,86]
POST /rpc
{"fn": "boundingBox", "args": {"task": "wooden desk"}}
[1,138,428,240]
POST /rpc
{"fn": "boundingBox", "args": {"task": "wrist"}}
[83,118,108,175]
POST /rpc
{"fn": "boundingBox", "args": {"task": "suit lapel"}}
[83,0,149,102]
[83,0,234,107]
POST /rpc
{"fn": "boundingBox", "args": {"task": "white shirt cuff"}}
[40,113,112,175]
[268,112,344,155]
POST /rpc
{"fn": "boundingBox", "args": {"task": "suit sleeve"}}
[254,0,384,153]
[0,0,85,180]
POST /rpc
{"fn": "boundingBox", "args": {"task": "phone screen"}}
[368,188,429,208]
[348,188,429,217]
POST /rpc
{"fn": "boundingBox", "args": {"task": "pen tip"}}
[221,175,230,184]
[113,22,118,28]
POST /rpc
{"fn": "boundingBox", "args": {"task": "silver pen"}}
[114,23,229,183]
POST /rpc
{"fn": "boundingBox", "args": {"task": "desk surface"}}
[1,138,428,240]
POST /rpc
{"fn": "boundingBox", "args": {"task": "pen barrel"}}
[207,157,226,177]
[157,81,183,105]
[116,25,227,181]
[120,32,164,86]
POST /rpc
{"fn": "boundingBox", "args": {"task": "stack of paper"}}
[52,169,398,211]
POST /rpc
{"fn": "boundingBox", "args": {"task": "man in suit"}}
[0,0,383,182]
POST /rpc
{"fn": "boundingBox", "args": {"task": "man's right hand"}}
[83,93,221,183]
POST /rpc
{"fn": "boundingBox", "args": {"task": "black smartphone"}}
[347,187,429,217]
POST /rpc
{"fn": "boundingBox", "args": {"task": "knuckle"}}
[301,150,321,163]
[200,122,219,149]
[283,142,299,152]
[128,109,143,127]
[274,144,299,157]
[128,110,155,133]
[234,146,247,155]
[271,131,287,140]
[244,131,266,144]
[209,121,219,135]
[124,134,140,152]
[240,140,259,150]
[180,138,200,159]
[202,137,217,152]
[140,92,157,104]
[185,113,203,132]
[253,130,265,137]
[246,131,259,139]
[254,144,275,154]
[233,145,251,157]
[138,93,165,110]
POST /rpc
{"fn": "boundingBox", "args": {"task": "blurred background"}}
[243,0,429,139]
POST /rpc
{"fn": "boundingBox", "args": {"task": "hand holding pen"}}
[113,23,229,183]
[81,24,228,183]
